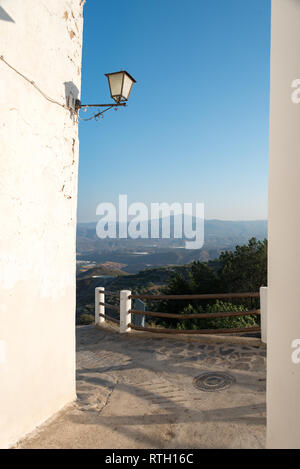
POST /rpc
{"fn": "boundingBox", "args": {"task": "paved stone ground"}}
[17,325,266,449]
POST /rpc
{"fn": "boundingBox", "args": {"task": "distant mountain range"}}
[78,218,267,242]
[77,219,267,274]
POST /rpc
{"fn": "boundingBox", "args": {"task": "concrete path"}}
[17,325,266,449]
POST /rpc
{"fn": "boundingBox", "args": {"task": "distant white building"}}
[0,0,84,448]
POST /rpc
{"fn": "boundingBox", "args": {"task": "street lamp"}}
[75,70,136,121]
[105,71,136,103]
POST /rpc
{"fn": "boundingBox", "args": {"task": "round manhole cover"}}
[193,372,235,392]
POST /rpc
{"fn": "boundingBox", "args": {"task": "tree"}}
[189,261,219,294]
[152,272,192,326]
[218,237,267,293]
[152,238,267,330]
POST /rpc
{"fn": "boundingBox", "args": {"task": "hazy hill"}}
[76,264,190,318]
[77,264,128,279]
[77,218,267,244]
[77,219,267,273]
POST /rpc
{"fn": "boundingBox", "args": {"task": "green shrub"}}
[155,301,259,331]
[77,313,94,325]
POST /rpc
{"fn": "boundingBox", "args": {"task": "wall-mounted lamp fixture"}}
[75,70,136,121]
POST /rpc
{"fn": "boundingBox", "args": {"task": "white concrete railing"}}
[95,288,132,333]
[120,290,132,333]
[95,287,105,325]
[95,286,267,342]
[260,286,268,345]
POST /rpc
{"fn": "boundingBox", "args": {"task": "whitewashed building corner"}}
[0,0,84,448]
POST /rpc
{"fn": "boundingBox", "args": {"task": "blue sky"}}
[78,0,271,223]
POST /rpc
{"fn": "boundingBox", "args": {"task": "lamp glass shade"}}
[122,73,135,100]
[106,71,136,103]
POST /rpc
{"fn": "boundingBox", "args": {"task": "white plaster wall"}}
[0,0,84,448]
[268,0,300,449]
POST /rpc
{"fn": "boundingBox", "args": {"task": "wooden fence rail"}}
[129,324,261,335]
[98,313,120,325]
[99,302,120,312]
[103,291,120,298]
[129,292,260,300]
[95,288,263,338]
[129,308,260,320]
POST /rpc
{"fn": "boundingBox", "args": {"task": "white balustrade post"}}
[120,290,132,333]
[95,287,105,325]
[260,286,267,344]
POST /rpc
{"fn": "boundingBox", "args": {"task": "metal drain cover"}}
[193,372,235,392]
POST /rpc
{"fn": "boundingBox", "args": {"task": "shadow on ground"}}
[17,325,266,449]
